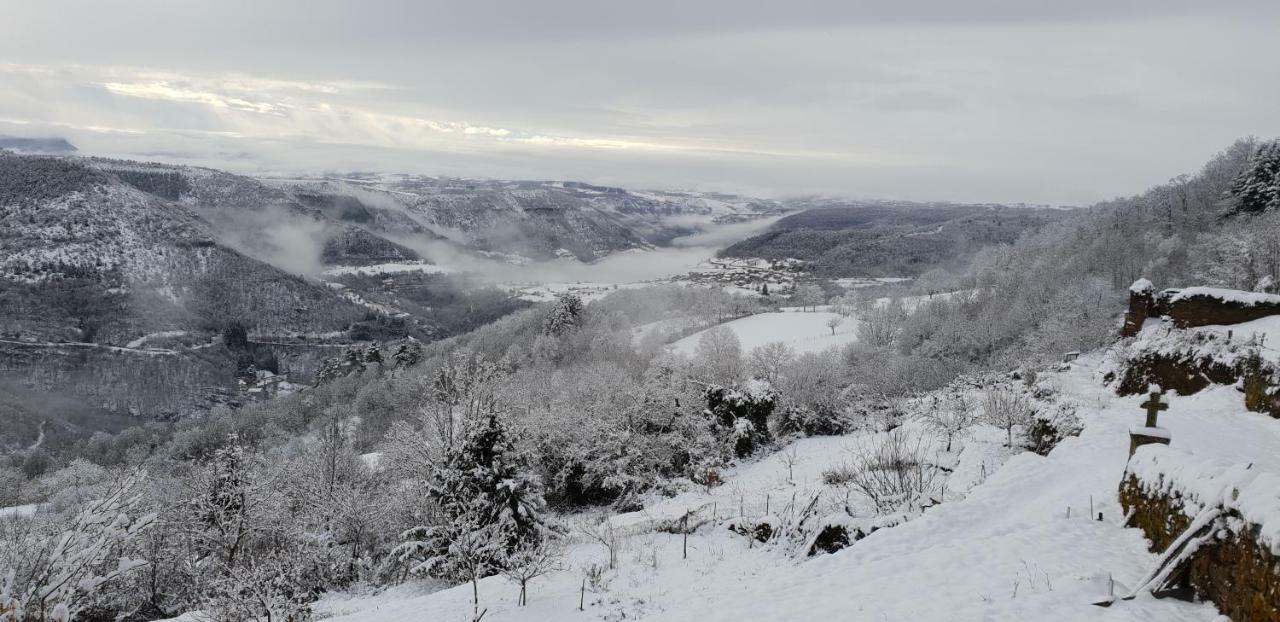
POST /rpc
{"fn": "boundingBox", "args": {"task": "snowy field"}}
[667,293,964,356]
[669,311,857,355]
[313,351,1278,621]
[321,262,451,277]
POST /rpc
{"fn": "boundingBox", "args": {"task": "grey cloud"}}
[0,2,1277,205]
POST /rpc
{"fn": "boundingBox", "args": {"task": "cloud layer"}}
[1,1,1277,204]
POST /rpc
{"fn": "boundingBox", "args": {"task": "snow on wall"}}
[1167,287,1280,307]
[1126,444,1280,554]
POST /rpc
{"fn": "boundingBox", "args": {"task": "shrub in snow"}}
[775,405,850,437]
[726,516,777,543]
[0,473,155,622]
[205,554,319,622]
[705,384,776,457]
[1023,401,1083,456]
[840,430,942,514]
[802,513,910,557]
[775,350,847,432]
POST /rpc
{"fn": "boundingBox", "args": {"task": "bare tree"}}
[982,387,1035,447]
[795,284,826,312]
[779,446,803,485]
[919,393,976,452]
[694,326,743,386]
[580,514,620,570]
[748,342,794,385]
[855,299,905,349]
[825,315,842,335]
[502,540,564,606]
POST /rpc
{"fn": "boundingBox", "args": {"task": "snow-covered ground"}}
[316,351,1280,621]
[0,503,39,519]
[321,262,451,277]
[668,293,962,356]
[503,281,657,303]
[1188,315,1280,364]
[669,311,856,355]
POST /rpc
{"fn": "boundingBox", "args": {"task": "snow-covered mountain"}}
[269,175,785,262]
[0,153,370,436]
[0,152,784,444]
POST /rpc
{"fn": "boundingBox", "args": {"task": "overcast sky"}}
[1,0,1277,204]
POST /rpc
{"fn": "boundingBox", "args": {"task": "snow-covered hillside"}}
[309,350,1279,621]
[670,311,857,355]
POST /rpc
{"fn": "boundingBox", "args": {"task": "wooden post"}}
[682,512,689,560]
[579,578,585,611]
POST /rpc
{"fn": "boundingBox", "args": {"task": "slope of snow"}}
[313,351,1280,621]
[669,311,856,355]
[1186,315,1280,364]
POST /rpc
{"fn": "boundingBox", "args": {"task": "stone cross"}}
[1141,389,1168,428]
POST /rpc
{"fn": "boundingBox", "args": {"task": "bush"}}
[841,430,941,514]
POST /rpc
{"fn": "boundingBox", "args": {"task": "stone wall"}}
[1117,280,1280,418]
[1120,474,1280,620]
[1163,290,1280,329]
[1123,282,1280,336]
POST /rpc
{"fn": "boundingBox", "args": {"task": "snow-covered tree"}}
[855,299,905,349]
[1,473,155,622]
[694,326,743,387]
[919,392,976,452]
[541,293,584,336]
[981,387,1035,447]
[748,341,794,385]
[1228,138,1280,214]
[392,339,423,369]
[191,439,259,568]
[776,351,848,436]
[395,411,550,583]
[501,539,564,607]
[705,384,776,457]
[794,284,826,311]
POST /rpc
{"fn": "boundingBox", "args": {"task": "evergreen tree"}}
[1229,138,1280,214]
[396,412,549,581]
[392,339,422,369]
[541,293,584,336]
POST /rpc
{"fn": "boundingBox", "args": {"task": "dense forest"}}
[720,203,1067,277]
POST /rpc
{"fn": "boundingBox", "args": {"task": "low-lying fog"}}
[399,214,785,286]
